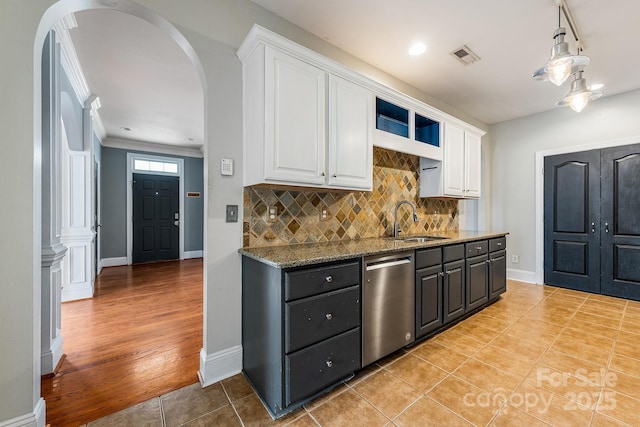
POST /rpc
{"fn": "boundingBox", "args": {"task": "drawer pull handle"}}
[497,242,502,246]
[325,313,333,320]
[325,276,333,283]
[476,246,482,251]
[326,360,333,368]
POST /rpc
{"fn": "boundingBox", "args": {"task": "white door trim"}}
[126,152,185,264]
[534,135,640,284]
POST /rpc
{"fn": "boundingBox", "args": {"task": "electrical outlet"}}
[320,208,328,221]
[511,254,520,264]
[267,206,277,223]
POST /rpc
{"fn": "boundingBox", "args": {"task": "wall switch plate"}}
[268,206,277,223]
[226,205,238,222]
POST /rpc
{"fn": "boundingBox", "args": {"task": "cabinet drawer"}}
[466,240,488,257]
[285,261,360,301]
[285,328,360,406]
[415,247,442,269]
[489,237,506,252]
[285,286,360,353]
[443,244,464,263]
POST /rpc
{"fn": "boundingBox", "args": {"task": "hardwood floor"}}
[41,259,203,427]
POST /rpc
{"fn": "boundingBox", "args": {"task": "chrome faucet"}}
[393,200,419,238]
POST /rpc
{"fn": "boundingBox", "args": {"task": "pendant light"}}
[556,71,603,112]
[532,3,589,86]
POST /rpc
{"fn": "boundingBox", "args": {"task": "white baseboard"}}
[61,282,94,302]
[100,257,128,268]
[40,334,63,375]
[183,250,203,259]
[198,346,243,388]
[0,398,46,427]
[507,268,539,284]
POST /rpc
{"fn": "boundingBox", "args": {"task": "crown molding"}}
[53,15,107,142]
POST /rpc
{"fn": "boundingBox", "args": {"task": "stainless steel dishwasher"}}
[362,251,415,366]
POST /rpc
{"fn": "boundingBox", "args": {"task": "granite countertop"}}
[239,230,508,268]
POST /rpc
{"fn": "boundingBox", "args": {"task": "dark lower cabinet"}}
[489,249,507,299]
[465,241,489,312]
[416,263,443,338]
[242,256,361,419]
[443,259,466,323]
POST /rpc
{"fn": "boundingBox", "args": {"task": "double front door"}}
[544,143,640,300]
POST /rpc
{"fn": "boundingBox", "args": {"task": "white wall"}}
[490,89,640,283]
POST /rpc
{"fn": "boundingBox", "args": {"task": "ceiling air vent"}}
[450,45,480,66]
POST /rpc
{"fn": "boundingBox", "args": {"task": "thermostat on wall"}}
[221,158,233,176]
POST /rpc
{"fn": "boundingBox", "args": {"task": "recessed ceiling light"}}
[120,126,132,131]
[408,42,427,56]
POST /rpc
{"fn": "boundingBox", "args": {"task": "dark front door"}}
[544,150,601,293]
[600,144,640,299]
[133,173,179,264]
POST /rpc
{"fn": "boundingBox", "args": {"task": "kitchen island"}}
[240,230,508,418]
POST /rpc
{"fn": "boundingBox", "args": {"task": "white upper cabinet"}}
[264,48,326,186]
[238,25,484,194]
[420,121,485,199]
[238,26,372,191]
[328,75,372,189]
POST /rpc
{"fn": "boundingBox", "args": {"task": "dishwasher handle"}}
[365,257,412,271]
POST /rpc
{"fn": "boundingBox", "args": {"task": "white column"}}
[41,30,68,375]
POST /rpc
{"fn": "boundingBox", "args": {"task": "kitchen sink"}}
[389,235,450,243]
[403,236,449,242]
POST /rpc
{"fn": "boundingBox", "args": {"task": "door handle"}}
[605,222,609,233]
[591,222,595,233]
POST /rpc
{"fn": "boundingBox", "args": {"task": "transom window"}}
[133,159,179,174]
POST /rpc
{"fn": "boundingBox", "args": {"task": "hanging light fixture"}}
[532,3,589,86]
[556,70,603,112]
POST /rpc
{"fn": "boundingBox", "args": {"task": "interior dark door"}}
[133,173,179,263]
[601,144,640,299]
[544,150,601,293]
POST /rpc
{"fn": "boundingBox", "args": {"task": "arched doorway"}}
[37,1,208,424]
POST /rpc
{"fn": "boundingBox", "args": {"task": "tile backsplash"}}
[243,147,458,247]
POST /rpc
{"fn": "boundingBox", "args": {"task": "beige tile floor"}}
[85,280,640,426]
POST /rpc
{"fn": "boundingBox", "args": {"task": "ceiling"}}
[68,1,640,149]
[69,10,204,148]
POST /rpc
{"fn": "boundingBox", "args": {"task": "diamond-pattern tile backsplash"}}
[243,147,458,247]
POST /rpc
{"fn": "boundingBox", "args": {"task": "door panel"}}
[544,151,600,293]
[601,144,640,300]
[133,173,179,263]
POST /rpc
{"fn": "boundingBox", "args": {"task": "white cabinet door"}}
[464,132,482,198]
[328,75,372,190]
[443,123,465,197]
[264,48,326,185]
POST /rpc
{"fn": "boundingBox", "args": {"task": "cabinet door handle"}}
[325,276,333,283]
[486,259,491,264]
[591,222,596,233]
[605,222,609,233]
[439,272,445,277]
[332,174,337,178]
[325,313,333,320]
[321,172,325,177]
[326,360,333,368]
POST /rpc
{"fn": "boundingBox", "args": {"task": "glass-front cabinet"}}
[373,96,443,160]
